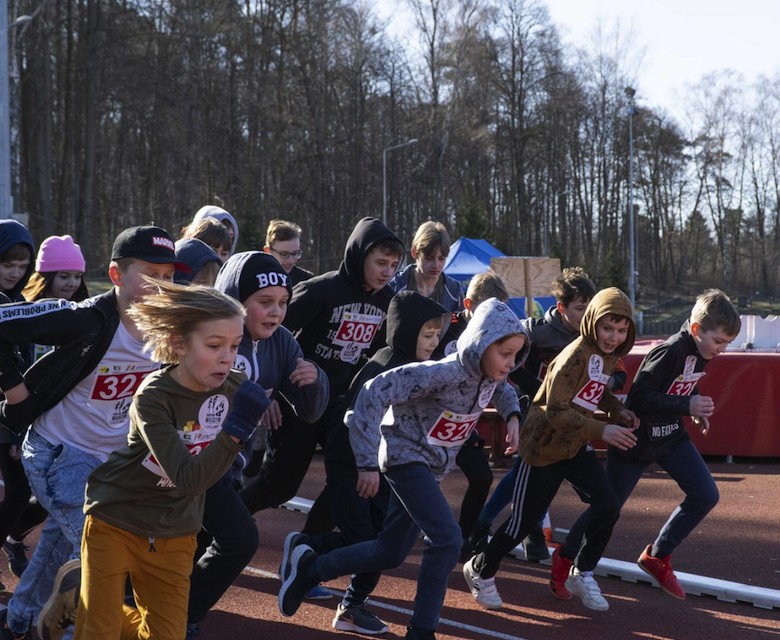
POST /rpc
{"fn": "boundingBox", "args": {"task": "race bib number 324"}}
[426,410,482,448]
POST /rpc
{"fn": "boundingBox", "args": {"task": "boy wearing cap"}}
[174,238,223,286]
[0,225,185,640]
[176,252,329,637]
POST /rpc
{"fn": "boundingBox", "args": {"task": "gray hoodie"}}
[346,298,524,477]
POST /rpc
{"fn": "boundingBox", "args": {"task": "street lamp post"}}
[382,138,418,226]
[625,86,637,310]
[1,7,34,220]
[0,0,13,219]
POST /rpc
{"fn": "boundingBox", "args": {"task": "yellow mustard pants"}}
[74,514,197,640]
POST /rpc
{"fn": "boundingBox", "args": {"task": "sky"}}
[543,0,779,119]
[376,0,780,121]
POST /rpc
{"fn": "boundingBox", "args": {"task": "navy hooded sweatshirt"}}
[283,217,403,400]
[0,220,35,301]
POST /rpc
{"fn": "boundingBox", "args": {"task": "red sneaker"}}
[550,547,573,600]
[637,544,686,599]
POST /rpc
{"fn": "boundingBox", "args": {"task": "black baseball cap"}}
[111,225,190,272]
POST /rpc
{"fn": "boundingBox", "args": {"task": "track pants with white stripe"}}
[472,444,620,579]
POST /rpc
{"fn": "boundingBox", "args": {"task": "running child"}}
[73,281,270,639]
[560,288,740,600]
[278,298,526,640]
[462,287,639,612]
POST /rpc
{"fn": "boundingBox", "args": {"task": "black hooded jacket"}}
[283,217,403,399]
[325,290,448,477]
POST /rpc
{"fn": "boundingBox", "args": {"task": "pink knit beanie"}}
[36,235,86,273]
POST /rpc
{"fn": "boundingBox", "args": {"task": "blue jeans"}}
[6,427,101,635]
[563,439,719,559]
[311,463,462,632]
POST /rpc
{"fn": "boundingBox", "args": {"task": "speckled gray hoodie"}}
[345,298,526,477]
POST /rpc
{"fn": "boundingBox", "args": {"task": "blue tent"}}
[443,237,505,284]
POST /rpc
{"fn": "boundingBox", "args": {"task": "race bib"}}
[141,393,229,486]
[90,362,158,427]
[426,409,482,448]
[571,354,610,411]
[667,355,706,396]
[333,312,382,363]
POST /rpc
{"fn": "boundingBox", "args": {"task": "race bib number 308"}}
[427,410,482,448]
[333,312,381,346]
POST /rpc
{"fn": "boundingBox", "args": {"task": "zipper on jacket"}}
[148,537,157,553]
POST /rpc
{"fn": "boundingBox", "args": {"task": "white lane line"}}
[242,565,530,640]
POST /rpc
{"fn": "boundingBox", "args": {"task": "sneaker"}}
[462,557,502,610]
[332,603,389,635]
[549,547,573,600]
[0,608,28,640]
[37,558,81,640]
[278,543,318,617]
[522,526,550,562]
[305,584,334,600]
[3,541,29,578]
[405,627,436,640]
[565,569,609,611]
[637,544,686,599]
[279,531,308,583]
[185,622,200,639]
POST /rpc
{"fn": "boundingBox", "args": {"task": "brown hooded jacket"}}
[517,287,635,466]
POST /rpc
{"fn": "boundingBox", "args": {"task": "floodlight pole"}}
[625,87,637,309]
[382,138,418,226]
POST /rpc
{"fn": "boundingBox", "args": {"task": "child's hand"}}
[615,408,640,429]
[504,414,520,455]
[601,424,638,451]
[262,397,282,430]
[289,358,319,387]
[689,395,714,418]
[692,416,710,435]
[356,471,380,498]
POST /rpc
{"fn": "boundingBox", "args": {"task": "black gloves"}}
[222,380,271,442]
[0,394,39,436]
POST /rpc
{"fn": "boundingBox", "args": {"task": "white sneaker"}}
[462,557,503,609]
[565,569,609,611]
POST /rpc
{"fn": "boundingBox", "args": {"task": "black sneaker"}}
[463,524,490,562]
[332,603,388,635]
[405,626,436,640]
[279,531,309,584]
[2,541,29,578]
[37,558,80,640]
[278,543,318,617]
[522,525,550,562]
[0,608,28,640]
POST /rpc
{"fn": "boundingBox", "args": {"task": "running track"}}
[2,454,778,639]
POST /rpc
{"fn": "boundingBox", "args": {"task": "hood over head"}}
[457,297,527,378]
[385,291,448,362]
[579,287,635,357]
[0,220,36,298]
[192,205,239,255]
[339,217,403,288]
